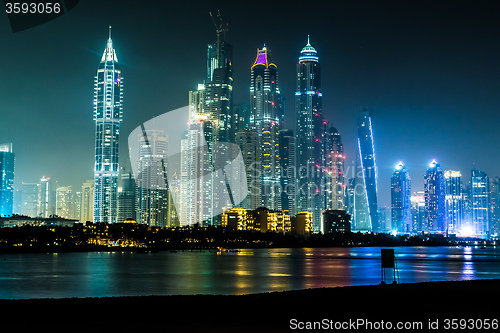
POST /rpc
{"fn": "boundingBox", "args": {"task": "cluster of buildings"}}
[390,160,498,239]
[0,17,498,240]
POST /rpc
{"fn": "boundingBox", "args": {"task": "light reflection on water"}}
[0,246,499,299]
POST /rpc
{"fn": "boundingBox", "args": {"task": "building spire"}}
[307,35,310,46]
[109,25,112,40]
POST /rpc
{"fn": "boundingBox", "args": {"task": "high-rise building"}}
[180,117,215,225]
[93,26,123,224]
[38,176,56,218]
[424,160,446,233]
[377,207,392,233]
[295,37,324,232]
[444,170,463,234]
[355,108,378,232]
[20,183,38,217]
[471,169,489,239]
[346,178,356,219]
[279,129,296,214]
[56,185,73,219]
[250,45,282,211]
[411,191,425,233]
[117,168,136,223]
[205,15,233,143]
[391,162,412,234]
[136,130,173,227]
[80,180,94,223]
[325,127,344,211]
[235,129,259,210]
[489,177,500,238]
[0,143,15,217]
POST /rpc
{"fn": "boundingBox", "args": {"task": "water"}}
[0,246,499,299]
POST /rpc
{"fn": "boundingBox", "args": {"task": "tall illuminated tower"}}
[444,170,463,234]
[355,108,378,232]
[424,159,446,233]
[250,45,282,210]
[391,162,411,234]
[93,26,123,223]
[325,127,344,211]
[295,36,324,232]
[471,169,489,238]
[0,143,15,217]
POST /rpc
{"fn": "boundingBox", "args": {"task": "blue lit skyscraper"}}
[93,27,123,223]
[444,170,463,234]
[295,36,324,232]
[471,169,489,238]
[424,159,446,233]
[391,162,411,234]
[355,108,378,232]
[0,143,15,217]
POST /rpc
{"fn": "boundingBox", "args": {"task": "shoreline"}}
[1,279,498,331]
[0,242,495,255]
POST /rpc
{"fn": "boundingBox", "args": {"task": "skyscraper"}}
[38,176,55,218]
[489,177,500,238]
[325,127,344,211]
[411,191,426,233]
[205,13,233,143]
[355,108,378,232]
[117,168,136,223]
[136,130,170,227]
[93,26,123,224]
[80,180,94,224]
[236,129,259,210]
[391,162,411,234]
[250,45,282,211]
[20,183,38,217]
[295,36,324,232]
[444,170,463,234]
[279,129,296,214]
[424,160,446,233]
[471,169,489,239]
[0,143,15,217]
[56,185,73,219]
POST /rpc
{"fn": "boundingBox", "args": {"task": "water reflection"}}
[0,246,499,299]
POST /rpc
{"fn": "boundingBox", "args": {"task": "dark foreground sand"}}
[1,279,498,332]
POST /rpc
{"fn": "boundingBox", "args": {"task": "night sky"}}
[1,0,499,208]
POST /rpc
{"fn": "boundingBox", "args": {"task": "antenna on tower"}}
[108,25,112,39]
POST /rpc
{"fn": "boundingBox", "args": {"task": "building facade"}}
[0,143,15,217]
[424,160,446,233]
[279,129,296,214]
[322,209,351,234]
[93,27,123,223]
[295,37,324,232]
[444,170,463,234]
[38,176,55,218]
[354,108,378,232]
[471,169,489,238]
[250,46,282,210]
[136,130,171,227]
[391,162,412,234]
[325,127,344,211]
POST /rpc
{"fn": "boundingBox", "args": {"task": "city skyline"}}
[1,0,500,211]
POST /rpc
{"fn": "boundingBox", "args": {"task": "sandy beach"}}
[1,279,498,332]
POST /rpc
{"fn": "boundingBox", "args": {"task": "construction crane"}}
[209,10,229,69]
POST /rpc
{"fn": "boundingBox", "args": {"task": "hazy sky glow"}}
[1,0,499,207]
